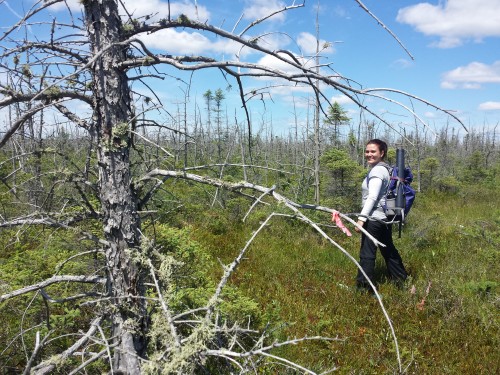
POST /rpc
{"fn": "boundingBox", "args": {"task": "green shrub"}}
[434,175,460,193]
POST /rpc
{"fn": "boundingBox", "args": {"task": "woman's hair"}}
[366,139,387,159]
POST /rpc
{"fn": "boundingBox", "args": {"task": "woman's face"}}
[365,143,384,166]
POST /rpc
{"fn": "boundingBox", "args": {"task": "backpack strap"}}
[367,162,391,187]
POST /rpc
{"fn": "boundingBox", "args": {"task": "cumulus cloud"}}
[242,0,287,22]
[246,52,339,103]
[139,30,291,58]
[49,0,82,11]
[254,52,316,76]
[137,28,246,56]
[397,0,500,48]
[49,0,210,22]
[121,0,210,22]
[330,94,353,106]
[43,1,296,58]
[441,61,500,89]
[253,33,292,52]
[296,32,334,55]
[479,101,500,110]
[48,0,292,58]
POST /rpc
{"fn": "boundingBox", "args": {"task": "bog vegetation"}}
[0,0,498,374]
[1,121,499,373]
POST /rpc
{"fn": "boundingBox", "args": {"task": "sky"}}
[2,0,500,139]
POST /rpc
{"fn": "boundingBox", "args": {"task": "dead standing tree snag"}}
[0,0,466,373]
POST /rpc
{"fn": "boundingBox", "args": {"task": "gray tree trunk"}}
[84,1,145,372]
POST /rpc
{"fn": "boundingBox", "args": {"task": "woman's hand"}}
[355,219,365,233]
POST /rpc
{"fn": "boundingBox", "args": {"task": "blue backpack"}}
[385,166,416,221]
[368,164,416,222]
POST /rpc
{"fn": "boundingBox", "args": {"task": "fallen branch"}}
[31,317,104,375]
[138,170,401,371]
[1,275,106,303]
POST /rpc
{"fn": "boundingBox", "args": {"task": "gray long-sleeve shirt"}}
[358,163,390,222]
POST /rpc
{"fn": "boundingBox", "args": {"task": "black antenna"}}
[396,148,406,238]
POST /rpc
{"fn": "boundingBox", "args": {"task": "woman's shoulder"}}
[371,163,390,178]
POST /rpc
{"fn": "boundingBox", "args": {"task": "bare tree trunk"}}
[313,2,321,204]
[236,112,248,181]
[84,1,145,372]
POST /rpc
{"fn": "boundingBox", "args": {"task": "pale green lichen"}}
[22,64,32,78]
[110,122,130,149]
[144,322,214,374]
[178,14,190,25]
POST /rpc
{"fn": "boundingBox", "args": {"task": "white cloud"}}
[253,33,292,51]
[49,0,210,22]
[255,52,315,75]
[441,61,500,89]
[138,28,292,59]
[49,0,82,11]
[397,0,500,48]
[296,32,334,55]
[329,94,353,106]
[244,51,337,105]
[479,101,500,110]
[138,28,248,57]
[390,58,414,69]
[269,84,314,97]
[139,29,210,55]
[0,69,6,85]
[242,0,287,22]
[44,1,291,58]
[121,0,210,22]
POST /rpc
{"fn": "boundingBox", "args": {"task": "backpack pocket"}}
[384,191,398,219]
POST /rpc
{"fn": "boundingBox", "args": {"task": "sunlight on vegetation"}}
[1,0,499,373]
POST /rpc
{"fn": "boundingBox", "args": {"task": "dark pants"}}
[356,219,407,288]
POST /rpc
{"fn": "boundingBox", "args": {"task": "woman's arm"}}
[358,176,383,222]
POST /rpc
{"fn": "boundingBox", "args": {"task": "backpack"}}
[368,163,416,223]
[384,165,416,222]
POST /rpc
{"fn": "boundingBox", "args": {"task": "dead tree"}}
[0,0,465,373]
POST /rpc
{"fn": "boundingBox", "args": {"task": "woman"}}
[354,139,407,291]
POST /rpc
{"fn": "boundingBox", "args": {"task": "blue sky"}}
[2,0,500,138]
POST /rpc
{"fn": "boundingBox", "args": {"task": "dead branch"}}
[238,1,305,37]
[40,289,102,304]
[137,169,383,247]
[31,317,105,375]
[146,258,182,351]
[205,336,340,374]
[0,0,64,43]
[362,87,469,132]
[0,275,106,303]
[354,0,414,60]
[23,331,52,375]
[138,170,401,370]
[183,163,294,174]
